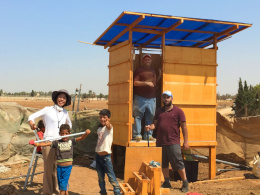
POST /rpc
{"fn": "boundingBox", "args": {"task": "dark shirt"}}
[154,106,186,146]
[133,67,156,98]
[52,138,77,162]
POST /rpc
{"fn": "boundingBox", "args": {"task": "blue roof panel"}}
[94,11,252,48]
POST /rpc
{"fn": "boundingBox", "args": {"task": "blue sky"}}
[0,0,259,95]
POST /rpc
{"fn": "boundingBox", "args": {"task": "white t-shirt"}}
[28,106,72,140]
[95,125,113,154]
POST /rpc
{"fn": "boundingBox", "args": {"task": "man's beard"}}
[163,100,172,107]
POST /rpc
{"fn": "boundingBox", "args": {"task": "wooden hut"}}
[92,11,251,182]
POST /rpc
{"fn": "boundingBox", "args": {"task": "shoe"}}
[161,181,172,188]
[181,180,189,192]
[135,136,142,142]
[149,136,156,141]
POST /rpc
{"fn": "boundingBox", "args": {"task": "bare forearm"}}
[134,81,154,87]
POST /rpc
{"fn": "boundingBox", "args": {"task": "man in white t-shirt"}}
[95,109,121,195]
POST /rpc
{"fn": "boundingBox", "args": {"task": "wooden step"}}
[119,183,135,195]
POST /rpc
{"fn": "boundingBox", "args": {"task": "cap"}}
[143,54,152,59]
[162,90,173,98]
[52,89,71,106]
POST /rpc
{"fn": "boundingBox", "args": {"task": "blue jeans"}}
[95,153,121,195]
[132,95,156,139]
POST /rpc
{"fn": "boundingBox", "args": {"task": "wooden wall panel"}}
[163,46,217,145]
[164,83,216,105]
[111,124,129,143]
[109,44,131,66]
[109,62,131,84]
[108,104,130,124]
[164,63,216,83]
[180,125,216,141]
[179,106,216,124]
[109,83,130,103]
[109,41,132,145]
[164,46,217,65]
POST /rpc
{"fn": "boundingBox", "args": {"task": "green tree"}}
[0,89,3,96]
[30,90,35,97]
[232,78,259,117]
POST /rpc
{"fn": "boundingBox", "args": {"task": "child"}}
[36,120,45,154]
[95,109,121,195]
[30,124,91,195]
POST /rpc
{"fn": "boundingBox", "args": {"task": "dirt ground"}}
[0,99,260,195]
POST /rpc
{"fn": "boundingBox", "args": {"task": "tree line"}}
[232,78,260,117]
[0,89,108,100]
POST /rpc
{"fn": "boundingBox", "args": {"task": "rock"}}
[0,185,18,195]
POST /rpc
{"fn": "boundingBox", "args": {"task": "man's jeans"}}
[132,95,156,139]
[95,153,121,195]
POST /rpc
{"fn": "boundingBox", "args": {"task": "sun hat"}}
[52,89,71,106]
[143,54,152,59]
[162,90,173,98]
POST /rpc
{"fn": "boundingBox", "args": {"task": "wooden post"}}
[209,146,216,179]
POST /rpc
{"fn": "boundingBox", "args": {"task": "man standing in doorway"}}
[145,90,189,193]
[132,54,161,141]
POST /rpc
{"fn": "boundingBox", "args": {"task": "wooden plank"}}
[209,146,216,179]
[165,19,184,33]
[113,139,129,147]
[196,176,245,184]
[125,147,162,188]
[132,28,163,35]
[129,141,156,147]
[186,141,217,147]
[108,40,130,52]
[109,43,131,65]
[119,183,135,195]
[105,15,145,49]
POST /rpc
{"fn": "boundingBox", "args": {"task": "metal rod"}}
[217,168,241,172]
[190,154,252,170]
[34,132,85,143]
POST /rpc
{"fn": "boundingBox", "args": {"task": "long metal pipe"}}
[190,154,252,170]
[34,132,85,143]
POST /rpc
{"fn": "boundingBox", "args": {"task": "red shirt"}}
[154,106,186,146]
[37,131,44,152]
[133,67,157,98]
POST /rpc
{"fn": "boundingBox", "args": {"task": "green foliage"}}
[30,90,35,97]
[232,78,259,117]
[0,89,3,96]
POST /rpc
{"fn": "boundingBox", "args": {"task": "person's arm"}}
[145,119,158,131]
[134,81,154,87]
[29,140,51,147]
[76,129,91,142]
[180,121,189,150]
[28,108,47,130]
[105,119,112,130]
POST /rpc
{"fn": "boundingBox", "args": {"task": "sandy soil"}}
[0,98,108,111]
[0,158,259,195]
[0,99,260,194]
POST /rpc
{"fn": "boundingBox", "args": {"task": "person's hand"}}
[29,140,35,145]
[146,82,154,87]
[85,129,91,135]
[183,142,189,150]
[145,125,151,132]
[105,120,111,129]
